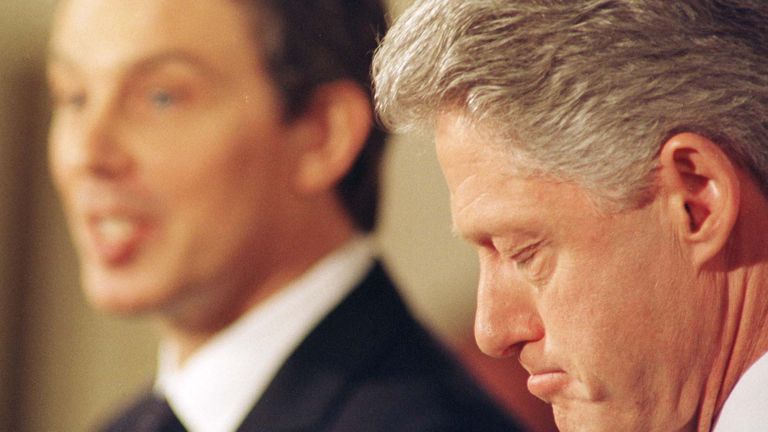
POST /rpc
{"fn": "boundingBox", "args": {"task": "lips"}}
[526,370,568,402]
[70,185,157,265]
[97,216,137,241]
[520,350,569,403]
[86,214,149,265]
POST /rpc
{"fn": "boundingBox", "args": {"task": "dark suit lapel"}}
[236,262,411,432]
[100,392,187,432]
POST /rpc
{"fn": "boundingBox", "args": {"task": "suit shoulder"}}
[325,325,525,432]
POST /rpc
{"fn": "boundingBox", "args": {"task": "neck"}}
[158,196,359,365]
[697,181,768,431]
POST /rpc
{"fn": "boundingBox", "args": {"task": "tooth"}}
[98,218,136,242]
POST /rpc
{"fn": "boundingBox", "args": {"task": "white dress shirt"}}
[713,351,768,431]
[155,236,376,432]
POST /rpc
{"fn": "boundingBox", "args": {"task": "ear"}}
[288,81,372,195]
[658,132,740,268]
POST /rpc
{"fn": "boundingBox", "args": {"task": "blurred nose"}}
[474,259,544,358]
[52,100,133,182]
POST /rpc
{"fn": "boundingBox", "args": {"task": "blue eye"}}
[150,89,175,108]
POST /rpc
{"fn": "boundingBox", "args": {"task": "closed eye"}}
[511,241,542,269]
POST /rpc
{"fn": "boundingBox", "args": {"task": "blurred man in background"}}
[46,0,525,430]
[374,1,768,431]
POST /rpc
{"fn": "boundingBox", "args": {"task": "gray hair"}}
[373,0,768,208]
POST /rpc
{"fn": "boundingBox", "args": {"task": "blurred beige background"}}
[0,1,491,431]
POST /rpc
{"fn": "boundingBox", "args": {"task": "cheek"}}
[160,148,275,225]
[145,114,283,201]
[542,242,667,356]
[153,129,291,263]
[148,141,280,284]
[48,138,85,233]
[543,229,704,386]
[48,123,77,192]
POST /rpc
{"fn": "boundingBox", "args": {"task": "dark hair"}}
[245,0,389,232]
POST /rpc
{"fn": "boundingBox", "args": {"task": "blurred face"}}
[48,0,300,319]
[435,114,721,432]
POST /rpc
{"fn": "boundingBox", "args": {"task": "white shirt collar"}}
[155,236,377,432]
[713,351,768,431]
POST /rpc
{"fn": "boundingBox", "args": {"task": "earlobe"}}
[290,81,372,195]
[658,133,741,268]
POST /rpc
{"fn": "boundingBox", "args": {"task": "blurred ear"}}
[658,132,740,268]
[289,81,372,195]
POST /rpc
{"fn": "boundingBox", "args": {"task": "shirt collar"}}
[155,236,376,432]
[713,351,768,431]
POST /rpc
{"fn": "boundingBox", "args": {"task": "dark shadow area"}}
[1,65,49,432]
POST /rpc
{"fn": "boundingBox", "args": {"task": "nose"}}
[51,101,134,181]
[474,260,544,358]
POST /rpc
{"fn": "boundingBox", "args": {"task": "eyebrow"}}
[129,51,221,79]
[47,49,221,81]
[450,208,542,248]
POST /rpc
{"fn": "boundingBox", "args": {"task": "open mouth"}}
[86,214,148,265]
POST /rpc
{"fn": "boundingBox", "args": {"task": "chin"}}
[81,266,167,316]
[554,416,618,432]
[553,404,644,432]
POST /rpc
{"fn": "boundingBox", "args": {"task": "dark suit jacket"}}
[101,262,525,431]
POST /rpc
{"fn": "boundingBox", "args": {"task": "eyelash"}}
[476,238,551,286]
[481,239,540,267]
[511,243,540,269]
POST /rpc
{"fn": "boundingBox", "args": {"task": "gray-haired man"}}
[374,1,768,431]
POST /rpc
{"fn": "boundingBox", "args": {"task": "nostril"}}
[79,132,134,179]
[68,109,135,180]
[88,153,133,179]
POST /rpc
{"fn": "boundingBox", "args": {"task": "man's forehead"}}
[434,112,593,238]
[50,0,170,65]
[49,0,263,80]
[435,112,529,186]
[53,0,169,37]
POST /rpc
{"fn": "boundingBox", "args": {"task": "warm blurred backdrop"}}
[0,1,554,430]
